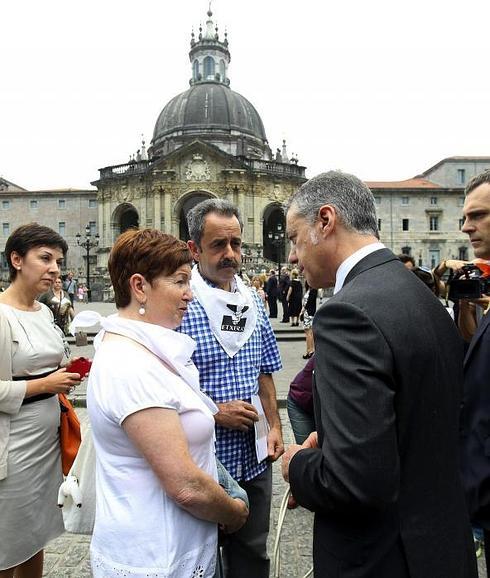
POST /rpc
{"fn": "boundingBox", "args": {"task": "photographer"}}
[458,169,490,576]
[433,258,490,341]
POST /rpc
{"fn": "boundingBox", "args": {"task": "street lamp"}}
[76,224,99,302]
[267,221,285,274]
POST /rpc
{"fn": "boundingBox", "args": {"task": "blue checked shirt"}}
[177,285,282,481]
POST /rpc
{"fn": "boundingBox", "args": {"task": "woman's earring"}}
[138,303,146,316]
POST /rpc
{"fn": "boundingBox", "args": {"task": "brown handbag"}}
[59,393,82,476]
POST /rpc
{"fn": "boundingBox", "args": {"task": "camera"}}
[448,264,489,300]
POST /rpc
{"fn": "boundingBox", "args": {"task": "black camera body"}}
[448,264,489,300]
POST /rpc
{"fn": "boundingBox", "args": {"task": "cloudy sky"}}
[1,0,489,190]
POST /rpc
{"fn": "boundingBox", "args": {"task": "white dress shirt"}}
[333,242,385,295]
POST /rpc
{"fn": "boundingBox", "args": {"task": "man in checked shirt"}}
[177,198,283,578]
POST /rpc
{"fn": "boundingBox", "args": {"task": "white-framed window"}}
[89,221,96,236]
[58,199,66,209]
[30,199,38,209]
[401,196,409,205]
[2,223,9,236]
[430,196,438,205]
[459,246,468,260]
[374,196,381,205]
[1,200,10,210]
[429,216,439,231]
[457,168,466,184]
[88,199,97,208]
[402,219,409,231]
[58,222,66,236]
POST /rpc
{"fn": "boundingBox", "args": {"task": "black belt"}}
[13,370,57,405]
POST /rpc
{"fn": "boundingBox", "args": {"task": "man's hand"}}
[215,401,259,431]
[302,431,319,449]
[267,426,284,462]
[281,444,303,483]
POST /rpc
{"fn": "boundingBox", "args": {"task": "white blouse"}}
[87,316,218,578]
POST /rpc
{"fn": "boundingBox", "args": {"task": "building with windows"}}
[368,157,490,267]
[0,177,98,281]
[92,7,306,273]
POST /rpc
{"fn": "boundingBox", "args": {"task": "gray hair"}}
[287,171,379,237]
[465,169,490,196]
[187,198,243,247]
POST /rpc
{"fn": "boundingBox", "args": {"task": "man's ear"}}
[318,205,336,238]
[187,240,200,262]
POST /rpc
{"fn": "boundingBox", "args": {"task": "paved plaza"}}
[42,301,487,577]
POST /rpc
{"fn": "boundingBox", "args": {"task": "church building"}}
[92,7,307,272]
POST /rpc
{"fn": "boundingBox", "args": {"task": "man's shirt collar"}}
[333,242,385,294]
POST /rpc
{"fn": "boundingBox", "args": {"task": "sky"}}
[1,0,490,191]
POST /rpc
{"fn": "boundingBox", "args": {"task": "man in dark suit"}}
[281,171,477,577]
[459,169,490,575]
[264,269,279,318]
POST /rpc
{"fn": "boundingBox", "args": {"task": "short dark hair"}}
[108,229,192,308]
[187,199,243,247]
[398,254,415,266]
[5,223,68,281]
[465,169,490,196]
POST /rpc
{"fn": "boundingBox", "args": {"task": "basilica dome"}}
[149,8,270,160]
[152,82,267,147]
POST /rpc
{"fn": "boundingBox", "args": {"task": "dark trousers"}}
[268,297,278,318]
[280,295,289,322]
[222,466,272,578]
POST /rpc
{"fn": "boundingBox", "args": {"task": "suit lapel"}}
[464,312,490,368]
[343,248,398,288]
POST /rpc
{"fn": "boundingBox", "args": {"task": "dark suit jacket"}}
[289,249,477,578]
[460,310,490,528]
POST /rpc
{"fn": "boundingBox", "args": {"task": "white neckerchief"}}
[190,265,257,358]
[334,242,385,294]
[70,311,217,414]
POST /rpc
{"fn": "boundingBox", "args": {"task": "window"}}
[401,246,411,255]
[429,249,440,268]
[219,59,226,81]
[429,216,439,231]
[193,59,199,80]
[459,218,465,230]
[89,199,97,208]
[1,200,10,210]
[0,251,7,269]
[458,246,468,261]
[457,168,466,184]
[377,219,382,231]
[89,221,96,236]
[458,196,465,207]
[430,197,438,205]
[401,196,409,205]
[203,56,215,78]
[374,196,381,205]
[2,223,9,236]
[402,219,409,231]
[30,200,38,209]
[58,199,66,209]
[58,222,66,236]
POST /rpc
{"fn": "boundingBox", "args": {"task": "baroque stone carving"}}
[185,154,211,181]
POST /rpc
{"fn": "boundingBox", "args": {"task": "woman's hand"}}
[220,498,249,534]
[26,367,81,398]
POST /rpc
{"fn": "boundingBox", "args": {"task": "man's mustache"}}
[218,259,239,270]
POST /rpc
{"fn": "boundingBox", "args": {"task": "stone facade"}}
[0,177,98,282]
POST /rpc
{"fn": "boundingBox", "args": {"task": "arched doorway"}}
[112,203,139,241]
[178,192,214,241]
[263,204,286,266]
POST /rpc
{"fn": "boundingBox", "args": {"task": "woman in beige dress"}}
[0,223,81,578]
